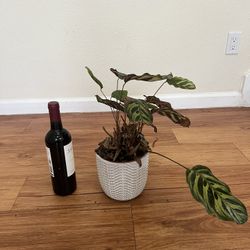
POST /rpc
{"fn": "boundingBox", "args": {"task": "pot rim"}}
[95,151,149,165]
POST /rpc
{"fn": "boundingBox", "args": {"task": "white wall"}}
[0,0,250,114]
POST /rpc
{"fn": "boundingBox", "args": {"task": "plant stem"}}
[116,78,119,91]
[149,151,189,170]
[121,82,126,92]
[153,80,167,96]
[101,89,108,100]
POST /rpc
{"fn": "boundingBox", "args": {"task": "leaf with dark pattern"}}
[145,96,190,127]
[110,68,173,83]
[96,95,124,112]
[125,99,153,125]
[167,76,196,89]
[186,165,248,224]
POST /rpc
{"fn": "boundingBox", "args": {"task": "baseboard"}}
[0,97,110,115]
[160,91,243,109]
[0,91,246,115]
[242,72,250,106]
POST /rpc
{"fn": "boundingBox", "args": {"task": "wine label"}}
[63,142,75,177]
[46,146,55,177]
[46,142,76,177]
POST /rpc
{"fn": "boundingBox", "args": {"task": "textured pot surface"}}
[96,153,149,201]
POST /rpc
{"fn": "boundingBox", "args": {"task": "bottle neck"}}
[48,101,63,130]
[50,120,63,130]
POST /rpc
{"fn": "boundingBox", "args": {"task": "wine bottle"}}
[45,101,77,195]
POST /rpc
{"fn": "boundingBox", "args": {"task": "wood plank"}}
[12,192,130,211]
[18,171,102,197]
[146,162,250,190]
[132,183,250,206]
[173,126,250,144]
[0,207,135,250]
[132,201,250,250]
[0,115,31,135]
[235,142,250,161]
[179,107,250,127]
[1,108,250,249]
[0,178,26,211]
[151,143,250,167]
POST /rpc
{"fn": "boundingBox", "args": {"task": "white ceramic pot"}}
[96,153,149,201]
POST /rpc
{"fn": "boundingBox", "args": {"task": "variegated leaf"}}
[110,68,173,83]
[125,100,153,125]
[167,76,196,89]
[145,96,190,127]
[85,66,103,89]
[186,165,248,224]
[96,95,124,112]
[111,90,128,102]
[157,106,190,127]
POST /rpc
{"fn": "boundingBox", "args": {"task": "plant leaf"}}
[145,96,190,127]
[186,165,248,224]
[85,66,103,89]
[125,99,153,125]
[96,95,124,112]
[110,68,173,83]
[167,76,196,90]
[111,90,128,102]
[157,106,190,127]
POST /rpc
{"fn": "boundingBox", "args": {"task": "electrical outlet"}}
[225,32,241,55]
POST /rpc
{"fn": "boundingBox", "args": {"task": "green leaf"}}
[85,66,103,89]
[167,76,196,90]
[125,99,153,125]
[186,165,248,224]
[110,68,173,83]
[111,90,128,102]
[96,95,124,112]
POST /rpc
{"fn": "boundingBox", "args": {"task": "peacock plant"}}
[86,66,248,224]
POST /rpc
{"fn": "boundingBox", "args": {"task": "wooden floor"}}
[1,108,250,250]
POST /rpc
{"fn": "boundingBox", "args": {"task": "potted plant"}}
[86,66,248,224]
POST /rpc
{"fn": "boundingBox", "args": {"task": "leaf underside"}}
[110,68,173,83]
[186,165,248,224]
[145,96,190,127]
[96,95,124,112]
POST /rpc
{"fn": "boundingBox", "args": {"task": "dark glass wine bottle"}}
[45,101,77,195]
